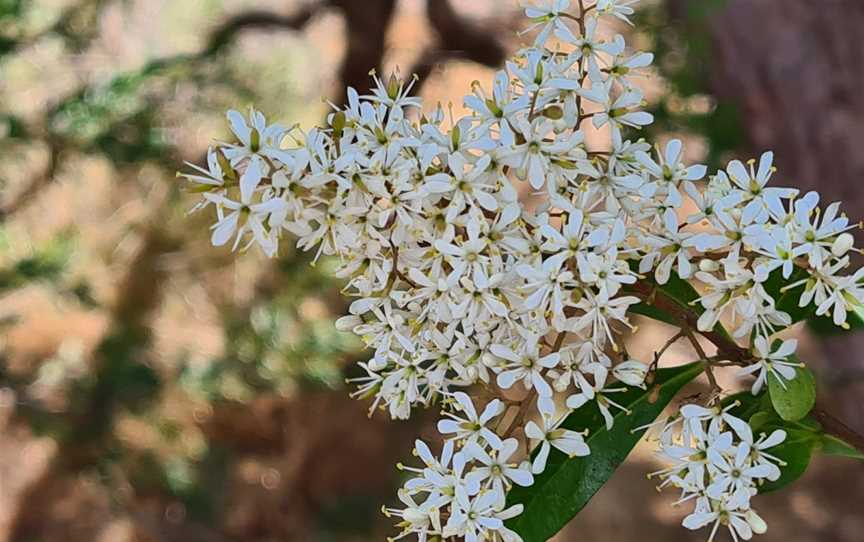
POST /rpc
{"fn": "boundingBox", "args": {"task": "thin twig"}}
[812,407,864,454]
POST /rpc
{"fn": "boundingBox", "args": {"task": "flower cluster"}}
[650,404,787,542]
[387,391,589,541]
[686,151,861,339]
[388,393,523,541]
[180,0,864,540]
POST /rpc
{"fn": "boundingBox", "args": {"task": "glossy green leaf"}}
[506,362,703,542]
[628,301,679,327]
[748,410,778,432]
[758,429,817,493]
[820,434,864,461]
[767,361,816,422]
[723,389,770,420]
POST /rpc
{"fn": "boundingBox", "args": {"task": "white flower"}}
[524,414,590,474]
[656,404,784,542]
[464,70,530,125]
[383,490,442,541]
[491,335,560,398]
[500,117,584,191]
[182,4,864,537]
[612,359,649,388]
[516,252,573,321]
[464,438,534,503]
[705,443,772,509]
[180,147,228,188]
[637,139,707,209]
[577,246,637,297]
[593,87,654,139]
[566,366,631,430]
[722,152,798,224]
[738,337,800,395]
[570,291,640,349]
[521,0,573,46]
[437,392,506,449]
[640,212,695,285]
[744,429,787,482]
[596,0,639,24]
[223,107,293,164]
[683,503,767,542]
[206,158,285,256]
[425,153,498,220]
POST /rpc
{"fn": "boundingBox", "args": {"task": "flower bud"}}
[542,105,564,119]
[330,111,346,137]
[832,233,855,257]
[335,314,362,332]
[387,73,400,100]
[746,510,768,535]
[699,259,720,272]
[613,360,649,388]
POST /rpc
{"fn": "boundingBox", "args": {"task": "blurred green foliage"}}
[637,0,745,170]
[181,254,359,402]
[0,1,365,537]
[0,229,73,292]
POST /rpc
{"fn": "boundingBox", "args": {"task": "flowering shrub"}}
[180,0,864,540]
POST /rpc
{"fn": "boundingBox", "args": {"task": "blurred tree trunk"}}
[671,0,864,428]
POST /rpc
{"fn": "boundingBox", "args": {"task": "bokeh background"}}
[1,0,863,541]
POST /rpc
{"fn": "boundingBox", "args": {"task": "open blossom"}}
[524,414,590,474]
[437,392,506,449]
[181,0,864,540]
[654,405,785,542]
[738,337,801,395]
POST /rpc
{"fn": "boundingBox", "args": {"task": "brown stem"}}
[812,407,864,455]
[630,280,864,445]
[503,394,537,443]
[629,280,751,364]
[329,0,398,105]
[651,331,685,374]
[552,330,568,352]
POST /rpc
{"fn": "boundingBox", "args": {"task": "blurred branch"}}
[427,0,506,67]
[2,0,114,56]
[813,407,864,455]
[410,0,507,98]
[0,0,509,222]
[0,136,62,222]
[9,224,180,540]
[329,0,398,103]
[204,4,322,56]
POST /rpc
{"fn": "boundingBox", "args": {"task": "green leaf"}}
[627,269,700,326]
[749,410,778,432]
[767,361,816,422]
[628,301,679,326]
[723,389,771,420]
[758,429,817,493]
[820,434,864,460]
[506,362,703,542]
